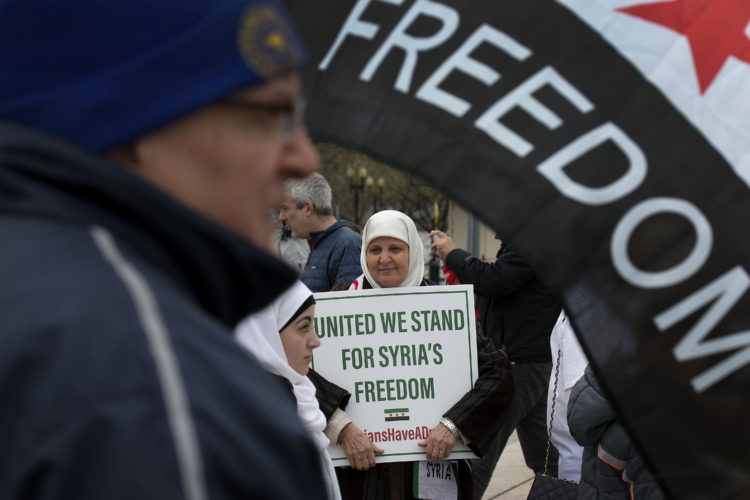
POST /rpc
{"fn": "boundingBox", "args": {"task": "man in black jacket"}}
[0,1,327,498]
[431,230,562,499]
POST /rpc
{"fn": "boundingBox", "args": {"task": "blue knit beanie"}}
[0,0,306,152]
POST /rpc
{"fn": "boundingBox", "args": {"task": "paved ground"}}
[481,432,534,499]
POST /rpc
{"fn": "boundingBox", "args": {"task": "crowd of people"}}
[0,0,665,499]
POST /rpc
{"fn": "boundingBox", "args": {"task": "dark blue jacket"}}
[0,123,328,500]
[567,365,665,500]
[303,220,362,292]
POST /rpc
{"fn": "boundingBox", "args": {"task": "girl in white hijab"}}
[236,281,341,500]
[351,210,425,290]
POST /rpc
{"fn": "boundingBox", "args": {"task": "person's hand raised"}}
[428,230,457,262]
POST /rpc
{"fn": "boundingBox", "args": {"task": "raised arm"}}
[430,230,534,297]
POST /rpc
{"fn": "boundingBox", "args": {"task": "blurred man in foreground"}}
[0,0,328,498]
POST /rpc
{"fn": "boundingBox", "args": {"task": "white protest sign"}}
[311,285,479,464]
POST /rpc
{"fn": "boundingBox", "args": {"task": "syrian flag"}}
[286,1,750,498]
[384,407,410,421]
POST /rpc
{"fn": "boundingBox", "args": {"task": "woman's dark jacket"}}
[567,365,665,500]
[311,277,514,499]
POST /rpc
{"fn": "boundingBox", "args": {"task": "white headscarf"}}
[360,210,424,288]
[235,281,341,500]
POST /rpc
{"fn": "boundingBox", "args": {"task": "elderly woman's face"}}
[366,236,409,288]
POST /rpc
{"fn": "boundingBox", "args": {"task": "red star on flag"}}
[618,0,750,94]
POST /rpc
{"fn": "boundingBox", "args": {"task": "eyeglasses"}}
[217,96,306,144]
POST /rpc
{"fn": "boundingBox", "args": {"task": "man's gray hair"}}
[284,173,333,216]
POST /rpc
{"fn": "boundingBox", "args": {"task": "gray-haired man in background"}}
[279,173,362,291]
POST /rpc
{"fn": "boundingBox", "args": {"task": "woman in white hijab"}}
[350,209,426,290]
[325,210,514,500]
[236,281,341,500]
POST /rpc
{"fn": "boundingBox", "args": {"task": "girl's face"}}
[279,304,320,375]
[366,236,409,288]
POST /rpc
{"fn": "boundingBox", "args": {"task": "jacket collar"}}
[350,274,430,290]
[308,219,346,245]
[0,121,296,326]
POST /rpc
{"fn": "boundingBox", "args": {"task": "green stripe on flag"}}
[384,408,408,413]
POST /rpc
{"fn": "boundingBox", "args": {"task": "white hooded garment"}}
[236,281,341,500]
[354,209,424,289]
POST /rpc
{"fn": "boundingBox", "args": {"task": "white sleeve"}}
[324,407,352,444]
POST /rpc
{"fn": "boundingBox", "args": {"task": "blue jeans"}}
[471,361,556,499]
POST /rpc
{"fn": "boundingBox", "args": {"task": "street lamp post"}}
[372,176,386,213]
[347,166,369,223]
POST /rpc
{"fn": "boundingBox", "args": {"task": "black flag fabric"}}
[286,1,750,498]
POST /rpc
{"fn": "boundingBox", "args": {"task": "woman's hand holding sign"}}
[339,422,384,470]
[418,421,457,460]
